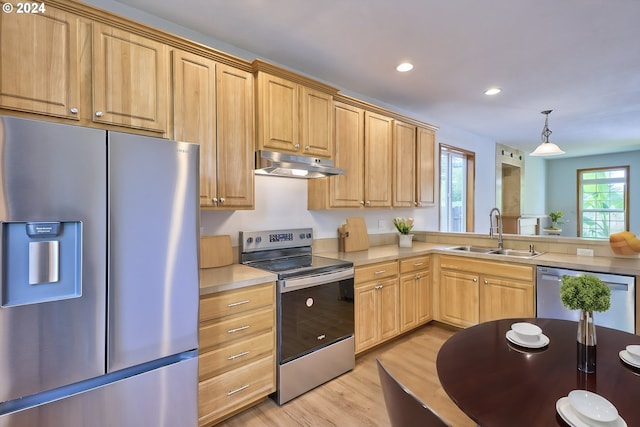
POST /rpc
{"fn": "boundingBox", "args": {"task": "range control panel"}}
[240,228,313,252]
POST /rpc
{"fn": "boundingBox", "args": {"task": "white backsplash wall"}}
[200,175,439,246]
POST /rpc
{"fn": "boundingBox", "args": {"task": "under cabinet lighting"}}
[484,87,501,95]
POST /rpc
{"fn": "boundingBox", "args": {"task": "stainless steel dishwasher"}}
[536,266,636,333]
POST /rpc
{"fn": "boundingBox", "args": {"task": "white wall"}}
[522,155,547,215]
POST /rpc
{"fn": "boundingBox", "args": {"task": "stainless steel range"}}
[240,228,355,405]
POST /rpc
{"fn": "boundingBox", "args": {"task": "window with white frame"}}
[440,145,475,232]
[578,166,628,238]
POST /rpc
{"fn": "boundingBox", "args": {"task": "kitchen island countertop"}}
[199,264,277,296]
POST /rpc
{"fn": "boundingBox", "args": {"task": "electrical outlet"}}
[577,248,594,256]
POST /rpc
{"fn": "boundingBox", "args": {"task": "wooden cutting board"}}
[344,217,369,252]
[200,235,233,268]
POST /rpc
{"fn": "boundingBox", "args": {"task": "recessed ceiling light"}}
[484,87,501,95]
[396,62,414,72]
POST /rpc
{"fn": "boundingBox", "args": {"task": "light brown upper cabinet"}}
[416,127,436,206]
[92,23,169,133]
[0,4,80,120]
[255,70,334,158]
[173,50,254,209]
[392,120,417,207]
[307,103,393,209]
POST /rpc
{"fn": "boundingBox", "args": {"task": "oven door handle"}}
[279,267,354,293]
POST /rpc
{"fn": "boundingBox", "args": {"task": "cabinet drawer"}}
[355,261,398,284]
[199,330,274,381]
[198,355,275,425]
[200,282,274,322]
[200,308,274,350]
[399,256,430,274]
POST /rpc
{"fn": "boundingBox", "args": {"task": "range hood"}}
[254,150,345,179]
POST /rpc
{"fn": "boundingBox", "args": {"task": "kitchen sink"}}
[447,245,497,254]
[446,246,543,258]
[490,248,543,258]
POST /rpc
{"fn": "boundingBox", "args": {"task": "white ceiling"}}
[114,0,640,157]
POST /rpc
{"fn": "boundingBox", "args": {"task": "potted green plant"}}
[544,210,564,235]
[560,274,611,373]
[393,217,414,247]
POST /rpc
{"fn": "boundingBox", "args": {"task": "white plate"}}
[619,350,640,368]
[556,397,627,427]
[505,329,549,348]
[625,345,640,362]
[568,390,618,423]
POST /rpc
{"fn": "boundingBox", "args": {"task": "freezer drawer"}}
[0,355,198,427]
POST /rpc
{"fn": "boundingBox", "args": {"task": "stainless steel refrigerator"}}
[0,116,199,426]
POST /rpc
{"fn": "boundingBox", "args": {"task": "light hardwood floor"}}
[216,323,476,427]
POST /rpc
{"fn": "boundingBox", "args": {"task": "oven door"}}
[278,268,354,364]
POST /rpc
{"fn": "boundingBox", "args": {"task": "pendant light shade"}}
[530,110,565,156]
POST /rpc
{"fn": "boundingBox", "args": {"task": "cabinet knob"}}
[95,111,103,117]
[294,143,300,149]
[365,201,371,206]
[305,145,310,151]
[473,278,478,282]
[70,107,78,114]
[360,201,365,205]
[212,197,218,203]
[415,274,421,280]
[219,197,225,204]
[484,279,489,285]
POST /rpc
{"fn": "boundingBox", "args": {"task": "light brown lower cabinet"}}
[354,261,399,354]
[198,282,276,427]
[399,255,433,332]
[438,255,534,328]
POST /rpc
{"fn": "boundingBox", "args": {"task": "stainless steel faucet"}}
[489,208,503,249]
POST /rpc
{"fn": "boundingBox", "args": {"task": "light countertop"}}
[199,242,640,296]
[200,264,277,296]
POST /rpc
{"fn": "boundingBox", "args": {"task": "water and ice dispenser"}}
[1,221,82,307]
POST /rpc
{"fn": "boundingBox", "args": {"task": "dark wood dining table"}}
[436,318,640,427]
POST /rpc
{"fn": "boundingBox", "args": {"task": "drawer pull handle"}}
[227,300,250,308]
[317,334,326,341]
[375,285,383,290]
[413,262,424,266]
[227,384,250,396]
[374,270,386,275]
[227,351,250,360]
[415,274,421,279]
[227,325,250,334]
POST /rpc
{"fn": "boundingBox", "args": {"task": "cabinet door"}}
[392,120,416,207]
[256,72,299,153]
[0,4,80,119]
[416,127,436,206]
[301,86,333,158]
[215,64,255,209]
[92,23,168,132]
[172,50,217,207]
[399,274,417,332]
[329,102,364,207]
[439,270,479,327]
[379,278,400,341]
[364,111,393,207]
[480,276,534,322]
[354,283,378,353]
[416,272,433,324]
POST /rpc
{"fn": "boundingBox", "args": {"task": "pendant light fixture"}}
[530,110,565,156]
